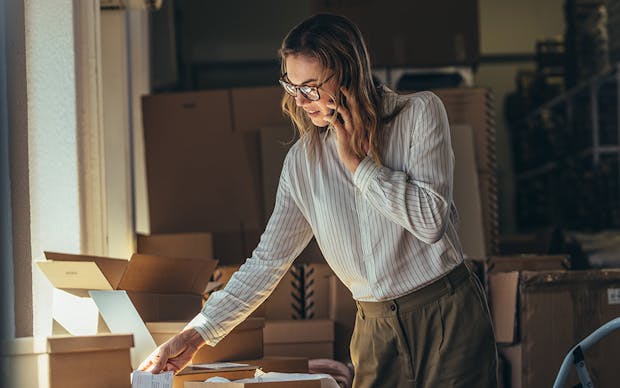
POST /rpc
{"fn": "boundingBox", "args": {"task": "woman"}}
[139,13,498,387]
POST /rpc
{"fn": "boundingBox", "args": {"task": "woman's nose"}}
[294,93,310,106]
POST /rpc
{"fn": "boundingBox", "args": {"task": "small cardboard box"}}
[185,381,322,388]
[37,251,218,331]
[263,320,334,359]
[489,270,620,387]
[0,334,133,388]
[174,357,308,388]
[147,318,264,363]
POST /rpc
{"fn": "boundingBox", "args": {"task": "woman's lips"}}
[306,110,321,117]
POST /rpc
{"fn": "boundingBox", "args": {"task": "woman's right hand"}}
[138,328,206,374]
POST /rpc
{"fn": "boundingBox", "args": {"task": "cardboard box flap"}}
[41,251,128,289]
[0,334,134,356]
[520,269,620,290]
[119,254,217,294]
[488,272,519,344]
[37,261,114,291]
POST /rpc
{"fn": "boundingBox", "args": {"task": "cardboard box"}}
[486,254,570,274]
[37,251,217,294]
[328,275,357,362]
[185,381,321,388]
[141,90,263,262]
[263,264,333,320]
[137,232,214,260]
[451,124,486,259]
[263,320,334,359]
[489,270,620,387]
[231,87,288,133]
[174,368,256,388]
[0,334,133,388]
[147,318,264,363]
[238,356,309,373]
[312,0,479,67]
[37,251,218,329]
[174,357,308,388]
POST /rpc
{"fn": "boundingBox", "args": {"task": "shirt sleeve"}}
[353,91,454,244]
[187,151,314,346]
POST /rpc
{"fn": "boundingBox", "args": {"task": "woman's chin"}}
[309,116,329,127]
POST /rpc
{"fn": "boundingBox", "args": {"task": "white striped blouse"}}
[189,88,465,346]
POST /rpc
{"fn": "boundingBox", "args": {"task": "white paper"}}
[131,371,173,388]
[89,290,158,369]
[191,362,251,370]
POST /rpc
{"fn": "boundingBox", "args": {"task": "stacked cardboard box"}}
[0,334,134,388]
[487,257,620,387]
[433,88,499,256]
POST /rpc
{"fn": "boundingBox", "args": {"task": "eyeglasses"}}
[279,73,334,101]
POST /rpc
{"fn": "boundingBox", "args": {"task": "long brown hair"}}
[279,13,400,164]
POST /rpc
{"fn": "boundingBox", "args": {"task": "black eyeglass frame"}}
[278,73,334,101]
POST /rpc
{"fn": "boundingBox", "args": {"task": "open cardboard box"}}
[184,381,322,388]
[37,251,218,335]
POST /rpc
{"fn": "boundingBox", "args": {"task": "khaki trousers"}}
[350,262,498,388]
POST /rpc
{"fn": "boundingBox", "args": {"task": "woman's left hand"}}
[326,88,367,174]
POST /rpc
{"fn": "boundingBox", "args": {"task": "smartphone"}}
[329,93,347,125]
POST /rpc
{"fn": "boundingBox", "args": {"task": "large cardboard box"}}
[230,87,288,133]
[137,232,214,260]
[0,334,133,388]
[312,0,479,67]
[141,90,263,264]
[263,320,334,359]
[37,251,218,329]
[486,254,570,275]
[147,318,264,364]
[489,270,620,387]
[263,264,333,320]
